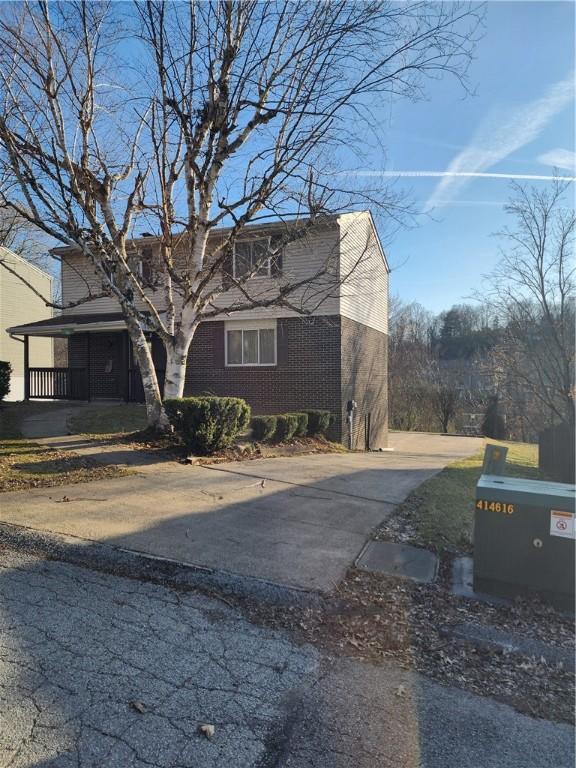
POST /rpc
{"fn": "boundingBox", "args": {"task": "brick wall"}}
[184,316,343,439]
[340,316,388,450]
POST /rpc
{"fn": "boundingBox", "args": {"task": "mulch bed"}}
[93,432,345,464]
[239,567,575,725]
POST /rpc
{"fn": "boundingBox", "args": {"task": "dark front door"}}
[90,332,124,399]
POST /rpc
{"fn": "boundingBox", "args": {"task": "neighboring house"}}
[0,246,53,401]
[7,212,389,448]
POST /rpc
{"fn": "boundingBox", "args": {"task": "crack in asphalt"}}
[0,549,573,768]
[0,550,320,768]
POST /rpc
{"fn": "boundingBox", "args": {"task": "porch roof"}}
[7,312,127,337]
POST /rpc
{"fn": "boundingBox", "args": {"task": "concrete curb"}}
[0,521,325,609]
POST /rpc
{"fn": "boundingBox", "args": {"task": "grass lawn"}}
[0,403,131,492]
[0,439,130,492]
[67,404,148,435]
[0,401,68,440]
[377,441,545,555]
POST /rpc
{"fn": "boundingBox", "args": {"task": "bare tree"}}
[388,296,435,430]
[482,179,575,427]
[427,360,462,433]
[0,0,481,428]
[0,208,51,268]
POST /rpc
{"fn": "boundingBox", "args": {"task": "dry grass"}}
[67,404,148,435]
[376,441,544,555]
[0,439,130,493]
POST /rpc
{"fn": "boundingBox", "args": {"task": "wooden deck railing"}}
[28,368,89,400]
[27,367,164,402]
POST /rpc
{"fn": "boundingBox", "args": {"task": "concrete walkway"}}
[0,433,482,591]
[19,404,78,439]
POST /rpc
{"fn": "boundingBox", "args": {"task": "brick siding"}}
[184,316,343,439]
[340,316,388,449]
[67,316,388,446]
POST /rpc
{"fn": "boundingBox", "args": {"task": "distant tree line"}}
[389,180,575,442]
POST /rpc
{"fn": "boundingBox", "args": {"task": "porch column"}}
[122,331,130,402]
[86,332,91,402]
[23,335,30,400]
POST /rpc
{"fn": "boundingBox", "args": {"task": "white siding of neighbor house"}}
[0,247,54,400]
[337,212,389,335]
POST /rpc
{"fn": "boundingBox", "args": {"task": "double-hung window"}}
[233,238,271,278]
[225,321,276,366]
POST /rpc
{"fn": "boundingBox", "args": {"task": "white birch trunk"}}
[125,316,167,430]
[163,342,191,400]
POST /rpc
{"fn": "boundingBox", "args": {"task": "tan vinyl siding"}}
[202,224,340,320]
[60,224,341,322]
[61,255,123,316]
[0,248,53,400]
[337,212,388,335]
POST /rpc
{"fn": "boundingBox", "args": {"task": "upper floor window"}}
[233,238,271,278]
[140,246,155,286]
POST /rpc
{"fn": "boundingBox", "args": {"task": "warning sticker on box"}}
[549,510,575,539]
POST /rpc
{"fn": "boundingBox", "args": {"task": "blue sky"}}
[374,0,575,313]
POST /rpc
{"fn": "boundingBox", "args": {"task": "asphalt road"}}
[0,550,573,768]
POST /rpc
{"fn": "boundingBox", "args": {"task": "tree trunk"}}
[163,314,197,401]
[125,317,167,430]
[163,341,192,400]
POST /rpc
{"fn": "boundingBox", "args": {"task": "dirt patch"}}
[82,432,346,465]
[192,436,347,464]
[239,567,574,725]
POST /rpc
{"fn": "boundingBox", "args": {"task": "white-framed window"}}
[233,238,271,278]
[225,320,277,366]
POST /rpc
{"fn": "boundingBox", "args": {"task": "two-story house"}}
[7,211,389,448]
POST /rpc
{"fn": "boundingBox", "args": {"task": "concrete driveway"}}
[0,433,482,591]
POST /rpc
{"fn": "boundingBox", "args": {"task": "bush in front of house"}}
[288,412,308,437]
[274,413,299,441]
[0,361,11,402]
[251,415,277,441]
[304,409,331,436]
[164,396,251,455]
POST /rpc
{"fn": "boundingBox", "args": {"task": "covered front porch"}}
[7,313,165,403]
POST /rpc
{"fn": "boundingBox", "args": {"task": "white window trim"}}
[232,237,271,279]
[225,319,277,367]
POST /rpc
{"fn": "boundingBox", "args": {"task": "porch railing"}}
[28,368,88,400]
[28,366,165,402]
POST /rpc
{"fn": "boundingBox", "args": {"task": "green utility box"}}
[474,475,576,610]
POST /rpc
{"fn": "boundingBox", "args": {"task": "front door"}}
[90,332,123,399]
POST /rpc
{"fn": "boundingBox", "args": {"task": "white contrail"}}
[346,171,575,181]
[425,74,575,208]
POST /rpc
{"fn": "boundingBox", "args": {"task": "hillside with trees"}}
[389,180,575,441]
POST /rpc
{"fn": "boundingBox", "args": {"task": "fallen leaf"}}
[199,724,215,739]
[129,700,147,714]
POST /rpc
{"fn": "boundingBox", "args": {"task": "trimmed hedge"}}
[304,409,331,435]
[0,361,11,402]
[251,415,277,441]
[288,412,308,437]
[164,396,250,455]
[274,413,299,441]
